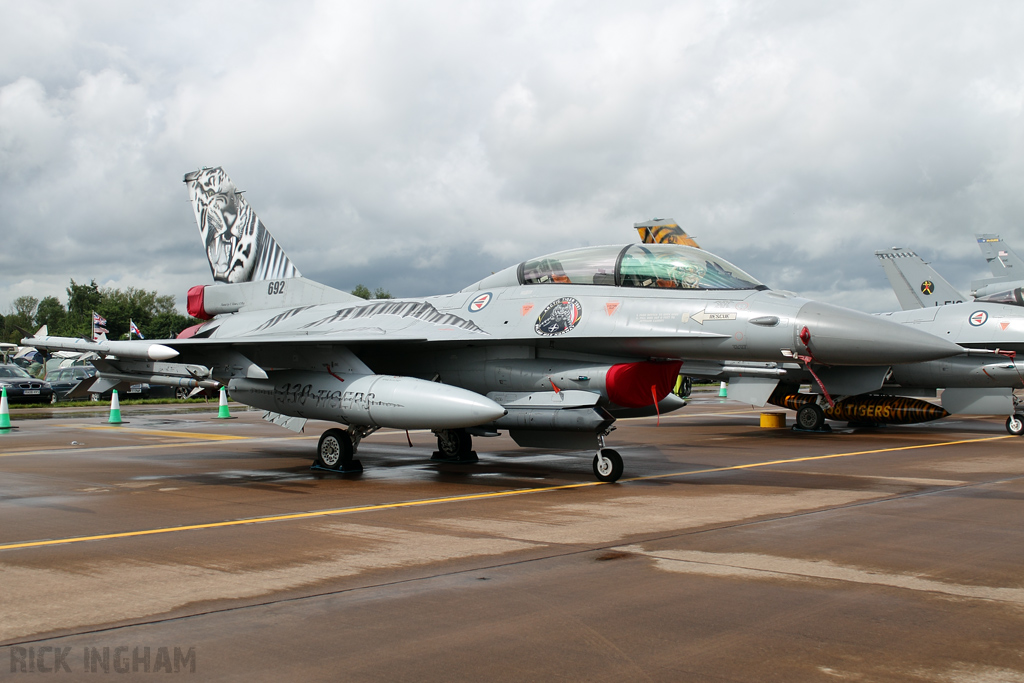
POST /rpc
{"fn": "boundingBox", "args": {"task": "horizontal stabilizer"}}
[187,277,362,319]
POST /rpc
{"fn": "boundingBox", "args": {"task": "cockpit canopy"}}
[977,288,1024,307]
[517,244,765,291]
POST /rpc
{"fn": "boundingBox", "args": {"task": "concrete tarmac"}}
[1,392,1023,681]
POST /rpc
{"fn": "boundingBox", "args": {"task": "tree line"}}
[1,281,393,345]
[1,280,200,344]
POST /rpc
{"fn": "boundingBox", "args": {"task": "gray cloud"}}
[1,1,1023,317]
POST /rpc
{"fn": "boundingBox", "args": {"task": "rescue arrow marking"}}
[690,309,738,325]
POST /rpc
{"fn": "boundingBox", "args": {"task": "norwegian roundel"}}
[535,297,583,336]
[969,310,988,327]
[468,292,492,312]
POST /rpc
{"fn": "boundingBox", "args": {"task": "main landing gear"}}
[431,428,478,462]
[314,426,378,473]
[1006,413,1024,436]
[314,425,627,483]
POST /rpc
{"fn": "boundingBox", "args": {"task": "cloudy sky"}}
[2,1,1023,316]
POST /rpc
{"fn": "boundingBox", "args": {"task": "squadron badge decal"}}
[921,280,934,295]
[535,297,583,336]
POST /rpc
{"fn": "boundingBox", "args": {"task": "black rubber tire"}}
[436,429,473,458]
[90,392,102,402]
[1007,414,1024,436]
[796,403,826,431]
[317,429,354,469]
[677,376,692,398]
[50,393,58,405]
[592,448,624,483]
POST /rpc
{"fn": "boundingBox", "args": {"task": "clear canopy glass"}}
[518,244,764,290]
[977,288,1024,307]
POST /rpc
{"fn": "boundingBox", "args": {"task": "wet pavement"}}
[1,391,1022,681]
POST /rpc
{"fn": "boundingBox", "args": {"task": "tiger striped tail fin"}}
[184,167,301,284]
[634,219,700,248]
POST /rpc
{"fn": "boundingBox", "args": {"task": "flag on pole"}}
[92,312,108,341]
[130,320,144,339]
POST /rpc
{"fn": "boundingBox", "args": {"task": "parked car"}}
[0,364,54,404]
[46,365,175,402]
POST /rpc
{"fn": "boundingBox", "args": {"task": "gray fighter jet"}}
[972,234,1024,298]
[23,168,964,482]
[638,238,1024,435]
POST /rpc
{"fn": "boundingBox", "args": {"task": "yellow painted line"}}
[619,434,1013,482]
[621,408,760,422]
[0,435,319,458]
[78,425,248,441]
[0,434,1010,552]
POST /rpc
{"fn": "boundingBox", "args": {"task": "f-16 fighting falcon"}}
[664,242,1024,435]
[973,234,1024,298]
[23,168,964,482]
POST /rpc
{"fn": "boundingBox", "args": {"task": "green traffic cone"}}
[216,387,231,418]
[0,386,11,430]
[108,389,122,424]
[719,381,728,398]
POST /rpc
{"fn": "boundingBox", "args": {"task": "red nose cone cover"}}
[606,361,683,408]
[799,326,811,345]
[187,285,212,320]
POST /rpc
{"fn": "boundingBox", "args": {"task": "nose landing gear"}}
[431,428,478,462]
[592,434,623,482]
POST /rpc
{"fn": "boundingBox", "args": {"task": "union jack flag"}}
[92,311,108,341]
[130,320,144,339]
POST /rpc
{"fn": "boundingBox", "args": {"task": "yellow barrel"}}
[760,412,786,428]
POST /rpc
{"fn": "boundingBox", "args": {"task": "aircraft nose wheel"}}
[796,403,826,431]
[315,428,362,473]
[593,448,623,482]
[1006,414,1024,436]
[432,428,478,462]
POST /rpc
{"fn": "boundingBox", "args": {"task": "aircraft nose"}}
[793,301,963,365]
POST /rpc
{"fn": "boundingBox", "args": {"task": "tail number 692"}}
[268,281,286,295]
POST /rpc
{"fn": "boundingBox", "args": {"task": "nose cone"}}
[794,301,962,365]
